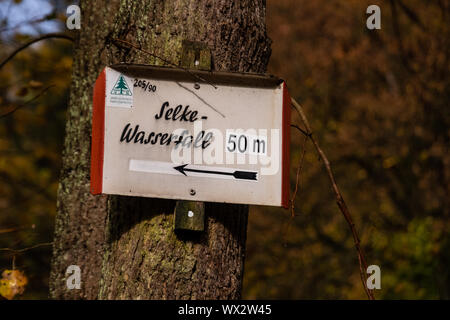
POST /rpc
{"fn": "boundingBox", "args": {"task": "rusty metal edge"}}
[110,63,284,88]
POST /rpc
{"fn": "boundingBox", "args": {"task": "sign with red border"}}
[91,64,291,208]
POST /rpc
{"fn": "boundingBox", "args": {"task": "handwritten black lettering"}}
[120,124,213,150]
[155,102,199,122]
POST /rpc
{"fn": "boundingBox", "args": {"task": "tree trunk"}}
[50,0,271,299]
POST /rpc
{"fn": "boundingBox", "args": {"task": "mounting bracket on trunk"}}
[173,40,211,232]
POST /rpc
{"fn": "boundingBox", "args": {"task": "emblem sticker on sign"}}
[106,70,133,108]
[91,64,291,207]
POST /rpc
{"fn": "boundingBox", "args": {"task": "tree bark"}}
[50,0,271,299]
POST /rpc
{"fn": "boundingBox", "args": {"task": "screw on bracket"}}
[174,201,205,232]
[180,40,211,71]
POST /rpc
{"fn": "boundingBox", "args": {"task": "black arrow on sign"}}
[174,164,257,181]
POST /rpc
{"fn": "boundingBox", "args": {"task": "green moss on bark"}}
[50,0,271,300]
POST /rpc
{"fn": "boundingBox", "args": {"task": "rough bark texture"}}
[50,0,271,299]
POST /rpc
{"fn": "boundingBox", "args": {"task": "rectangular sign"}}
[91,64,291,207]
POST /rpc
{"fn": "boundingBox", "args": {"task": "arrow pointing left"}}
[128,160,258,181]
[174,164,258,181]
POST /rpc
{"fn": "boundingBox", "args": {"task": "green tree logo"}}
[111,75,132,96]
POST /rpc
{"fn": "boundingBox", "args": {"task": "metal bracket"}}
[174,201,205,232]
[180,40,212,71]
[174,40,211,232]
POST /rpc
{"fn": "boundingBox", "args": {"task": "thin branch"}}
[111,38,218,89]
[397,0,427,31]
[290,134,308,218]
[0,85,54,119]
[290,97,375,300]
[290,124,311,138]
[0,33,73,71]
[389,0,414,75]
[0,242,53,254]
[282,134,308,246]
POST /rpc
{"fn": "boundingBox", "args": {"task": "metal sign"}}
[90,64,291,207]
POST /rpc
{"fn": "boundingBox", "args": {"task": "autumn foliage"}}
[0,0,449,299]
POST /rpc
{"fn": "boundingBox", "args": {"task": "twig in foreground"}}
[282,134,308,246]
[290,134,308,218]
[0,33,73,71]
[0,85,55,119]
[290,97,375,300]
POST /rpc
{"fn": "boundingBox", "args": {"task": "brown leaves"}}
[0,270,28,300]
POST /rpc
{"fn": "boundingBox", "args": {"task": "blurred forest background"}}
[0,0,448,299]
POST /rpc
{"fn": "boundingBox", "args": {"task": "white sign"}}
[91,64,291,207]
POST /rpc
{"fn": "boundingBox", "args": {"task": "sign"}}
[91,64,291,207]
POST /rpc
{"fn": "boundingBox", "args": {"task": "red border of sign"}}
[281,82,291,209]
[90,68,106,195]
